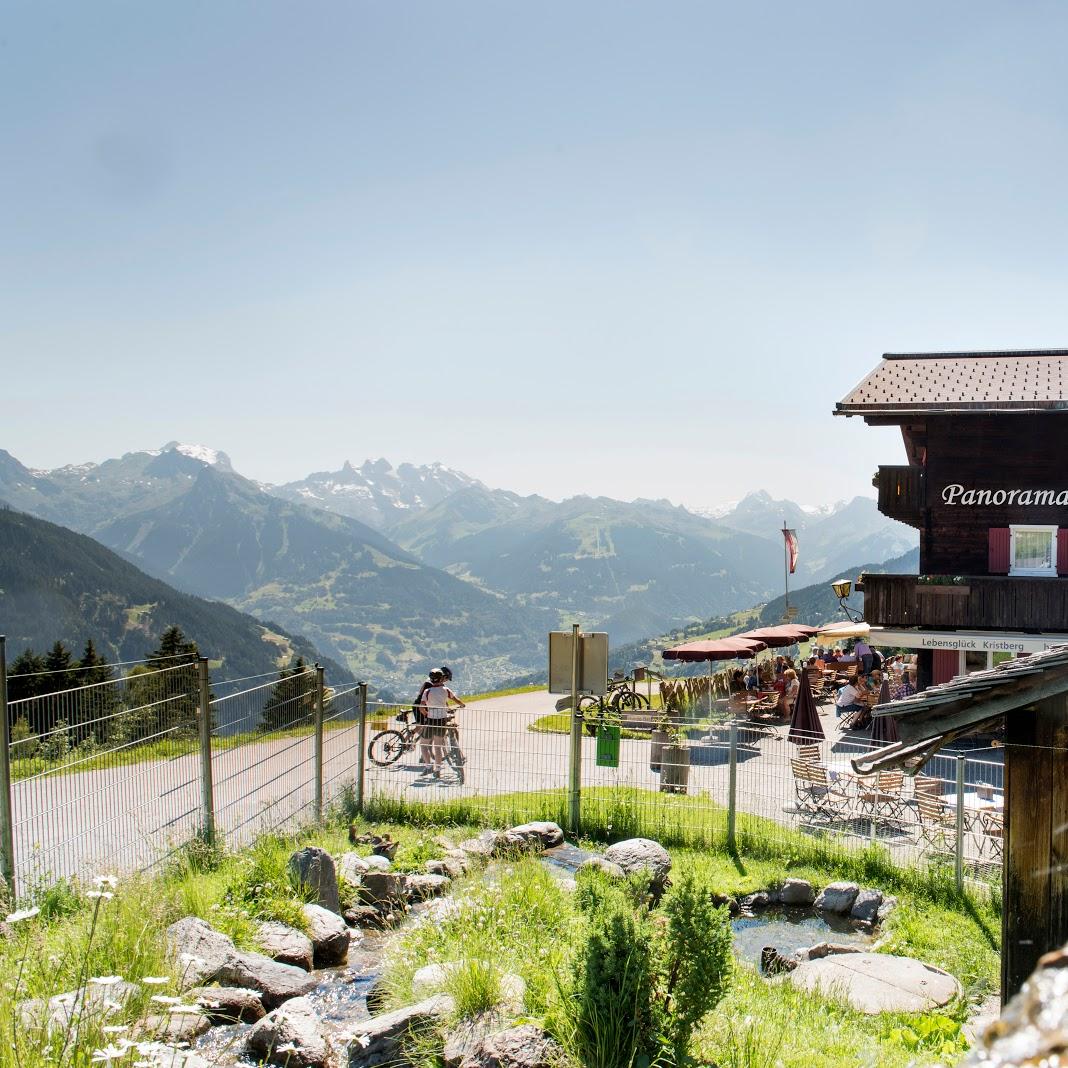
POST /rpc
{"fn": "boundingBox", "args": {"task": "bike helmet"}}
[429,668,444,683]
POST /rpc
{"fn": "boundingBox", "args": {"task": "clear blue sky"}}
[4,2,1068,509]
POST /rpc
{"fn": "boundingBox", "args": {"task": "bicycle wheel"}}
[368,729,410,767]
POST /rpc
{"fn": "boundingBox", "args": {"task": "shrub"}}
[658,870,733,1061]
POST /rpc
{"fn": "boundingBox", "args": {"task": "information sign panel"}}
[548,631,609,695]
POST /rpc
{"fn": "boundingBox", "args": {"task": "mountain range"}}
[0,505,352,685]
[0,444,917,692]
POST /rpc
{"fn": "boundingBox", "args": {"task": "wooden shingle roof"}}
[835,350,1068,416]
[852,644,1068,775]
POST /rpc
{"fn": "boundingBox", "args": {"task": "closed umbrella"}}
[788,668,824,744]
[662,637,768,719]
[870,677,900,745]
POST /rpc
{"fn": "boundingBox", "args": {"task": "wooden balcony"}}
[863,573,1068,632]
[874,465,925,528]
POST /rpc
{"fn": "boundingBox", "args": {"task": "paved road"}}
[10,689,1002,892]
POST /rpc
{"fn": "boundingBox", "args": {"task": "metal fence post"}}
[567,623,582,836]
[955,754,966,891]
[355,682,368,814]
[727,721,738,851]
[0,637,16,900]
[196,657,216,844]
[314,665,325,822]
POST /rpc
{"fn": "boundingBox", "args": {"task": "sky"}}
[4,2,1068,511]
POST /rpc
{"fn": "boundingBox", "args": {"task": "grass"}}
[376,844,996,1068]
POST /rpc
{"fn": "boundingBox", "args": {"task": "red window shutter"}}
[933,650,959,685]
[988,528,1010,574]
[1058,530,1068,576]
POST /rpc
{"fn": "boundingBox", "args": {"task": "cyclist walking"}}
[420,668,466,779]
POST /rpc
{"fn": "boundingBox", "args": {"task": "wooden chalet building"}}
[835,349,1068,688]
[839,349,1068,1000]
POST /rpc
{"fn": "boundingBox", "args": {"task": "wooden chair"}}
[856,769,907,830]
[915,791,957,856]
[790,757,851,822]
[980,809,1004,861]
[797,743,823,764]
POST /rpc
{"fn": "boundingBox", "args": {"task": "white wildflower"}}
[150,994,182,1005]
[5,907,40,924]
[87,890,114,901]
[275,1043,298,1053]
[94,875,118,890]
[90,1045,130,1063]
[88,975,124,986]
[178,953,206,967]
[167,1004,203,1014]
[141,976,169,986]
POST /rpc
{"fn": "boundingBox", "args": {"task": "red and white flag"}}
[783,528,799,574]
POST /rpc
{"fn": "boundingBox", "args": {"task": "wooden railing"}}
[863,572,1068,631]
[873,465,925,528]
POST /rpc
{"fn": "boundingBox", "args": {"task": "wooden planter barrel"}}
[649,729,672,771]
[660,744,691,794]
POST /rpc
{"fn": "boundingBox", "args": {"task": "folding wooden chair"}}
[790,757,851,822]
[856,769,907,830]
[915,791,957,856]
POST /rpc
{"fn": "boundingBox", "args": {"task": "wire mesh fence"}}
[0,643,1010,900]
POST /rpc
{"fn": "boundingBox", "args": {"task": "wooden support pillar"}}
[1002,693,1068,1002]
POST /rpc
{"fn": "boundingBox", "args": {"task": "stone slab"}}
[789,952,962,1014]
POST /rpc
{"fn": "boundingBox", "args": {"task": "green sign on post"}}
[596,723,621,767]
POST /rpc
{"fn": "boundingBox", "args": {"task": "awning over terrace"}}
[661,637,767,662]
[851,643,1068,776]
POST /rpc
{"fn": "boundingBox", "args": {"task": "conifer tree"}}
[261,656,315,733]
[76,640,118,745]
[7,649,46,704]
[145,625,203,737]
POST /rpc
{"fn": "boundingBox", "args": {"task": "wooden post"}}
[1002,693,1068,1002]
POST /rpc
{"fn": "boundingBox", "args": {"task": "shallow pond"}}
[731,907,874,966]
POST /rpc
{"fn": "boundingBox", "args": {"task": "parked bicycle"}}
[577,674,652,735]
[368,710,466,783]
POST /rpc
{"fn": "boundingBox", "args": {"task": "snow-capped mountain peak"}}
[159,442,233,469]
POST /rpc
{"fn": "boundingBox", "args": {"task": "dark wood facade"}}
[920,413,1068,575]
[863,573,1068,632]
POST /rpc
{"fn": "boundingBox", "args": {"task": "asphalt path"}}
[10,689,999,891]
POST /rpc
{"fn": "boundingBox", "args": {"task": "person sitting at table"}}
[783,668,800,715]
[892,668,917,700]
[773,655,786,677]
[744,664,760,691]
[835,678,865,719]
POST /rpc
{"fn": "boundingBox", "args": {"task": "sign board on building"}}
[548,631,609,695]
[873,627,1068,656]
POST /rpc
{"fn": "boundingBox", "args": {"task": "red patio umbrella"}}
[662,637,768,718]
[738,624,818,648]
[870,677,900,745]
[788,667,825,744]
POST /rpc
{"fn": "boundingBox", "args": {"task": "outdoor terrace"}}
[863,572,1068,632]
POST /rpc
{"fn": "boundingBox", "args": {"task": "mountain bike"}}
[577,675,651,735]
[368,711,465,783]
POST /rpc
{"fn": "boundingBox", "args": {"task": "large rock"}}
[778,878,816,906]
[603,838,672,890]
[338,852,370,885]
[361,871,406,908]
[289,847,342,914]
[189,986,266,1023]
[850,889,884,925]
[137,1009,213,1044]
[167,916,239,986]
[427,857,467,880]
[168,916,316,1008]
[257,921,314,971]
[443,1010,510,1067]
[508,822,564,848]
[347,994,454,1067]
[814,882,860,915]
[20,979,140,1034]
[458,1024,565,1068]
[362,854,392,872]
[246,996,329,1068]
[789,952,962,1013]
[404,873,451,901]
[221,951,319,1010]
[303,903,352,966]
[578,857,626,880]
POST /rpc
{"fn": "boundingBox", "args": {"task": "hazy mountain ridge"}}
[0,505,352,684]
[270,458,484,530]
